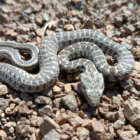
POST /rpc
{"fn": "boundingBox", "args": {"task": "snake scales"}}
[0,29,134,106]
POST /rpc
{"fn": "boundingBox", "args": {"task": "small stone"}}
[39,115,61,136]
[0,130,7,140]
[30,116,42,127]
[0,85,8,95]
[72,82,83,95]
[56,81,64,88]
[76,127,89,140]
[46,30,55,36]
[1,5,11,13]
[62,95,78,111]
[106,24,115,30]
[16,34,29,43]
[38,105,53,117]
[35,128,42,140]
[32,4,42,12]
[61,123,74,136]
[75,1,87,10]
[75,23,81,30]
[134,61,140,71]
[1,118,7,125]
[101,95,111,104]
[124,98,140,127]
[137,25,140,31]
[16,124,36,137]
[4,122,16,127]
[130,88,140,97]
[113,120,125,130]
[132,78,140,90]
[8,127,14,134]
[36,36,42,44]
[0,14,10,23]
[70,17,80,24]
[0,98,10,110]
[0,113,5,118]
[82,20,93,29]
[35,16,43,25]
[25,119,31,125]
[119,131,138,140]
[5,104,18,115]
[104,133,115,140]
[91,118,105,139]
[41,86,53,97]
[76,95,82,107]
[56,112,69,125]
[112,96,121,108]
[125,25,135,35]
[34,95,51,105]
[94,19,104,28]
[18,101,30,114]
[105,109,125,122]
[53,98,62,108]
[63,84,72,93]
[7,103,16,110]
[4,22,17,29]
[68,114,83,128]
[113,30,121,37]
[114,16,123,27]
[79,110,85,118]
[81,119,92,131]
[35,28,44,37]
[53,85,61,94]
[71,136,78,140]
[54,92,66,99]
[19,25,30,34]
[42,13,50,22]
[42,129,60,140]
[55,4,68,18]
[105,30,113,38]
[60,134,71,140]
[0,27,5,35]
[128,2,135,10]
[122,90,130,100]
[63,24,74,31]
[48,20,59,30]
[84,111,92,119]
[30,133,36,140]
[11,32,18,38]
[133,38,140,46]
[98,103,110,115]
[138,134,140,140]
[24,8,32,14]
[5,29,16,37]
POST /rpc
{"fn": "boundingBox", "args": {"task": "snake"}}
[0,29,134,106]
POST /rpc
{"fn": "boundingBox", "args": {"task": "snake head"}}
[80,63,104,106]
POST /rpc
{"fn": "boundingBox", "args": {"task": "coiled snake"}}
[0,29,134,106]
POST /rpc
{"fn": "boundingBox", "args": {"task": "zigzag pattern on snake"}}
[0,29,134,105]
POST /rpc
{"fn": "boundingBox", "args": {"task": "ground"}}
[0,0,140,140]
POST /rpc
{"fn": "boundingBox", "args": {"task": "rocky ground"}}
[0,0,140,140]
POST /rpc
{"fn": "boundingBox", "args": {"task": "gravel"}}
[0,0,140,139]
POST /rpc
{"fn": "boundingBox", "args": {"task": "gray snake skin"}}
[0,29,134,106]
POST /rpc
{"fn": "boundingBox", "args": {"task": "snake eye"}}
[85,89,92,95]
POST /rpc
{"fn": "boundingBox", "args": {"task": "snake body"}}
[0,42,39,70]
[0,29,134,106]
